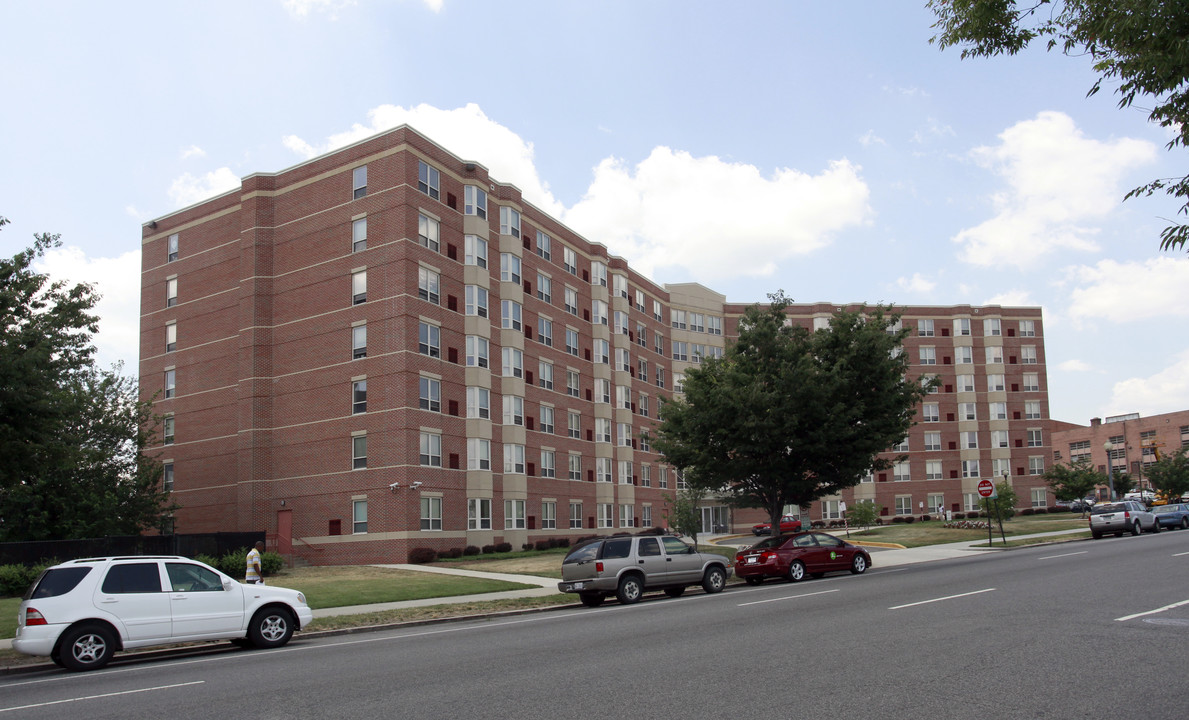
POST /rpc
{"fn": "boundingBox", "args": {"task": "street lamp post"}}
[1104,441,1116,500]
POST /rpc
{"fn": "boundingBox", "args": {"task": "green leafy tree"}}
[0,218,175,540]
[662,486,707,546]
[846,500,882,530]
[928,0,1189,252]
[1109,470,1137,499]
[1043,458,1104,516]
[651,293,930,535]
[980,480,1019,520]
[1146,448,1189,503]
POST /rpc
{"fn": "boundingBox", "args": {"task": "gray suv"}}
[1089,501,1159,539]
[558,534,732,607]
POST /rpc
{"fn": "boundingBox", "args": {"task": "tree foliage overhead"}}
[650,293,930,530]
[1145,447,1189,503]
[0,217,175,541]
[928,0,1189,252]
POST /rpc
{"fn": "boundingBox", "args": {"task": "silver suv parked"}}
[558,534,732,606]
[1089,501,1159,539]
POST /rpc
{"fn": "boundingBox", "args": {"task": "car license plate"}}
[569,582,584,590]
[746,557,757,564]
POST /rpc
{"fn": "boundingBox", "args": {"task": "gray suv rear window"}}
[601,538,633,559]
[25,567,92,600]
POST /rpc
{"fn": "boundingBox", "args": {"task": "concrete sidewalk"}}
[1,529,1088,652]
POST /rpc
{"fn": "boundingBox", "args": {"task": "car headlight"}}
[296,592,307,605]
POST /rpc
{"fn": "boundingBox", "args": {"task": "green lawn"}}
[840,513,1088,548]
[0,597,18,639]
[264,565,535,610]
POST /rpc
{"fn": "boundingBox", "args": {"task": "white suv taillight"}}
[24,608,47,626]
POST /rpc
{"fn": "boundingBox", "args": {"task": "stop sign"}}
[977,479,995,498]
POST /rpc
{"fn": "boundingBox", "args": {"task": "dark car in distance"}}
[735,531,871,584]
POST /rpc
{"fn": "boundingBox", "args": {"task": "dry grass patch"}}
[269,565,535,609]
[431,555,563,578]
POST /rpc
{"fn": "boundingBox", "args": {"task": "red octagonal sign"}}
[977,479,995,498]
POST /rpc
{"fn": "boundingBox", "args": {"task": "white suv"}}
[13,556,314,671]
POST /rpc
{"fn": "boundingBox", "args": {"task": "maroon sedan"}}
[734,531,872,584]
[751,515,803,536]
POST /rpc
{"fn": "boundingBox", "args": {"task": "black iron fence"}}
[0,532,265,567]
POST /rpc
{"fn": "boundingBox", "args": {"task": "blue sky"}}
[2,0,1187,425]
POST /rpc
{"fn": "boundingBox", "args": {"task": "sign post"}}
[977,479,997,547]
[840,501,848,538]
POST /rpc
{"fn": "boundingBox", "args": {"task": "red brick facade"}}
[140,126,1054,563]
[1052,410,1189,496]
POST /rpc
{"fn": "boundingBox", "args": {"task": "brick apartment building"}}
[1052,409,1189,496]
[139,125,1053,564]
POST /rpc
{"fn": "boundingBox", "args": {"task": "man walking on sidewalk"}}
[245,541,265,584]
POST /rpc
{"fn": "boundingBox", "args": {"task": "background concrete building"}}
[140,125,1052,564]
[1052,409,1189,497]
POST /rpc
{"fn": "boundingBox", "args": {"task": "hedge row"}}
[408,536,579,565]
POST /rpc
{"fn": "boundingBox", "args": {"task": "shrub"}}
[811,520,826,529]
[873,518,883,526]
[522,543,534,552]
[1034,507,1047,515]
[494,542,512,553]
[534,540,552,551]
[408,547,438,564]
[891,516,904,524]
[1020,508,1034,516]
[0,564,37,597]
[554,537,570,548]
[952,512,966,520]
[482,544,496,554]
[920,514,932,522]
[463,545,480,556]
[445,547,463,559]
[903,515,916,524]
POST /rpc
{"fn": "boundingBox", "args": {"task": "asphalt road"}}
[4,532,1189,719]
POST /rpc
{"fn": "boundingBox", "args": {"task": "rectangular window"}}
[1019,320,1036,337]
[353,499,368,533]
[673,341,689,362]
[464,235,487,268]
[708,316,723,335]
[166,277,177,307]
[895,496,912,516]
[1022,346,1038,364]
[539,360,554,390]
[468,498,492,530]
[964,494,982,512]
[1030,488,1047,508]
[352,435,367,469]
[987,374,1005,392]
[596,457,612,483]
[641,465,651,487]
[418,266,440,305]
[658,466,668,489]
[352,324,367,359]
[501,300,522,330]
[465,285,488,318]
[352,379,367,414]
[563,247,577,275]
[962,431,978,449]
[956,346,973,364]
[504,499,526,529]
[991,430,1009,448]
[594,339,609,364]
[352,217,367,252]
[1025,401,1042,420]
[1023,373,1040,392]
[595,379,610,404]
[893,461,910,482]
[591,261,607,287]
[926,460,942,480]
[503,444,526,474]
[163,415,175,445]
[166,322,177,353]
[466,386,490,420]
[538,318,553,348]
[500,206,521,238]
[164,369,175,399]
[656,367,665,389]
[989,402,1007,420]
[353,165,368,200]
[592,300,608,325]
[420,377,441,413]
[595,417,612,444]
[167,233,179,262]
[1029,456,1045,475]
[418,161,439,200]
[984,318,1001,336]
[467,438,491,470]
[689,313,705,333]
[569,502,583,528]
[420,497,443,531]
[985,346,1003,365]
[955,318,971,336]
[567,370,580,398]
[537,274,552,304]
[500,253,522,284]
[671,309,687,330]
[163,462,174,492]
[962,459,980,478]
[542,501,557,529]
[465,335,489,368]
[502,395,524,426]
[536,231,551,260]
[620,504,634,528]
[568,411,581,439]
[464,185,487,219]
[618,422,633,447]
[653,300,663,323]
[918,319,934,336]
[956,374,974,393]
[923,403,939,422]
[418,322,440,358]
[598,503,613,528]
[540,450,555,478]
[924,431,941,451]
[569,453,582,481]
[1027,428,1043,447]
[919,347,936,365]
[959,403,977,421]
[420,431,442,467]
[417,213,440,252]
[564,287,578,315]
[352,269,367,305]
[992,457,1010,478]
[893,437,909,452]
[502,347,523,378]
[565,328,579,356]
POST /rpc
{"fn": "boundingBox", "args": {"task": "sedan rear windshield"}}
[1091,503,1126,515]
[24,567,92,600]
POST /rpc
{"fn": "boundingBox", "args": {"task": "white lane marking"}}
[736,589,839,607]
[889,588,995,610]
[1173,551,1189,557]
[1037,551,1088,560]
[0,681,203,713]
[1115,598,1189,622]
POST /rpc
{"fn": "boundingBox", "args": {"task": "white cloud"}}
[1065,256,1189,323]
[180,145,206,160]
[895,273,935,293]
[911,117,954,144]
[35,246,141,375]
[983,289,1034,307]
[953,111,1157,268]
[168,167,240,209]
[562,149,871,282]
[1109,350,1189,416]
[281,0,357,18]
[125,205,145,219]
[283,103,565,217]
[859,130,886,147]
[1058,359,1093,372]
